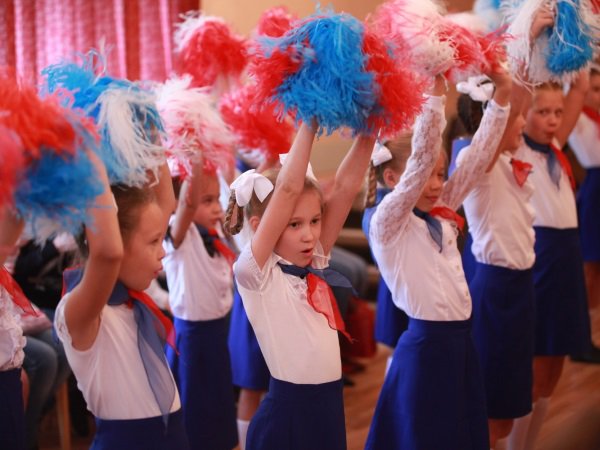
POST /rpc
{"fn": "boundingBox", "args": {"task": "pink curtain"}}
[0,0,198,84]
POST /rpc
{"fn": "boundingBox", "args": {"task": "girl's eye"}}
[290,222,299,228]
[311,218,320,225]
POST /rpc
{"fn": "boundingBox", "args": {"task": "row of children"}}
[2,1,600,450]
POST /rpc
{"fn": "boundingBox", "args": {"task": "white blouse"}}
[55,295,181,419]
[460,152,536,270]
[370,97,510,321]
[233,242,341,385]
[163,219,233,321]
[515,141,577,229]
[568,113,600,168]
[0,286,25,371]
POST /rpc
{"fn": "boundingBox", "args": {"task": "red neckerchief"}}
[510,158,533,187]
[207,229,236,267]
[429,206,465,232]
[306,273,352,341]
[128,289,176,352]
[583,106,600,127]
[549,142,576,191]
[0,266,38,316]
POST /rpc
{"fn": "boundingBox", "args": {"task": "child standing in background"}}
[365,69,511,450]
[163,158,238,450]
[227,122,374,450]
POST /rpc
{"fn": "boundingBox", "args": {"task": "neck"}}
[523,134,551,151]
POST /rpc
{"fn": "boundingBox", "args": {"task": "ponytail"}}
[224,189,244,235]
[364,162,378,209]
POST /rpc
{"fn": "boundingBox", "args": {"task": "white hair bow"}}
[456,75,494,103]
[278,153,317,181]
[371,142,393,167]
[230,169,274,207]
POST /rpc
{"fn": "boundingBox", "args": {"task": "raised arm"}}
[251,123,316,269]
[169,159,203,249]
[370,75,447,246]
[441,70,511,211]
[63,152,124,351]
[555,70,589,148]
[152,162,177,218]
[320,135,376,255]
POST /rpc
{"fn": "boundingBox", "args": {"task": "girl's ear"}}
[382,167,400,189]
[248,215,260,233]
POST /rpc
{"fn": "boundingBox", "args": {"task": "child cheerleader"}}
[365,68,511,450]
[226,122,374,450]
[363,139,411,371]
[162,157,238,450]
[457,83,534,449]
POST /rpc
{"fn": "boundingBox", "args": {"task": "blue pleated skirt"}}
[374,278,409,348]
[228,289,270,390]
[577,168,600,262]
[365,318,489,450]
[92,409,189,450]
[167,317,238,450]
[246,377,346,450]
[470,262,535,419]
[462,232,477,284]
[533,227,591,355]
[0,368,25,450]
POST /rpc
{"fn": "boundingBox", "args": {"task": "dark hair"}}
[457,93,485,135]
[76,185,156,258]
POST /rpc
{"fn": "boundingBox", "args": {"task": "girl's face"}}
[584,73,600,111]
[524,89,564,144]
[119,202,168,291]
[193,174,223,230]
[273,189,322,267]
[502,112,527,154]
[415,153,445,212]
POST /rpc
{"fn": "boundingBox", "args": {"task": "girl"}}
[54,155,189,449]
[226,123,374,450]
[567,65,600,361]
[508,72,592,450]
[365,69,511,450]
[363,139,410,371]
[457,85,534,449]
[162,159,238,450]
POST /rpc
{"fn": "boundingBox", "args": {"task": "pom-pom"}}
[371,0,456,76]
[546,0,595,75]
[174,12,248,89]
[362,29,426,138]
[219,83,295,159]
[474,0,505,31]
[249,8,376,135]
[41,52,166,187]
[155,75,235,177]
[438,20,487,82]
[0,128,24,207]
[256,6,298,37]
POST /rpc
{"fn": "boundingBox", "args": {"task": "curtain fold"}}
[0,0,198,84]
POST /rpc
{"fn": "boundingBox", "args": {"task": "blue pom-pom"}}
[262,9,376,135]
[546,0,594,75]
[14,125,104,239]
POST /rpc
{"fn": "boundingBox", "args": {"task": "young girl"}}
[457,86,534,449]
[162,159,238,450]
[507,73,592,450]
[567,65,600,360]
[365,69,511,450]
[226,123,374,449]
[363,139,410,371]
[54,155,189,449]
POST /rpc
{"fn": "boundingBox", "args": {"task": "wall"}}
[202,0,475,175]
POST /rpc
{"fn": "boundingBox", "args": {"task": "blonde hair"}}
[365,133,412,208]
[224,169,323,235]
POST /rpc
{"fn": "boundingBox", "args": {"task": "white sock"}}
[507,412,532,450]
[495,437,508,450]
[384,355,393,377]
[524,397,550,450]
[237,419,250,450]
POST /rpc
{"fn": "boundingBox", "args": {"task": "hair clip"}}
[456,75,494,103]
[371,141,393,167]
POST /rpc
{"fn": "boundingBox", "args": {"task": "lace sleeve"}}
[370,95,446,246]
[441,100,510,211]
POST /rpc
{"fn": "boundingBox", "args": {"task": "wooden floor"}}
[40,308,600,450]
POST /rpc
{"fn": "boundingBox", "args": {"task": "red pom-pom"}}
[0,74,76,160]
[363,28,427,138]
[220,83,294,159]
[175,13,248,88]
[478,28,509,73]
[439,20,486,82]
[256,6,298,37]
[0,127,24,207]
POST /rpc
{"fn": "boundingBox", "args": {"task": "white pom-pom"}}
[474,0,505,31]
